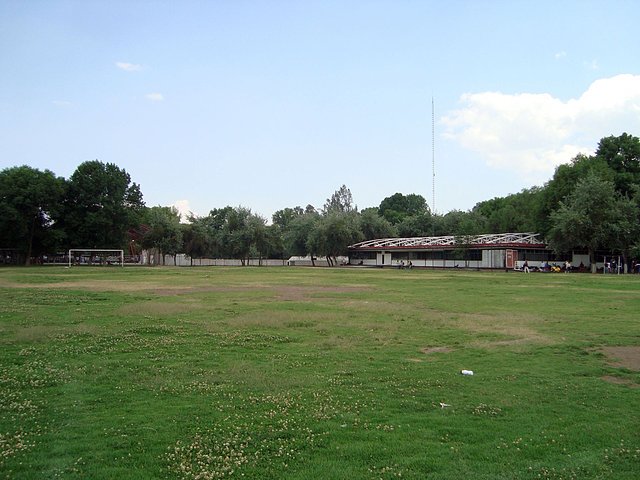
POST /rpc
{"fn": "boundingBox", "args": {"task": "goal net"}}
[68,249,124,267]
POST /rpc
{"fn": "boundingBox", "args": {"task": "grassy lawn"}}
[1,266,639,479]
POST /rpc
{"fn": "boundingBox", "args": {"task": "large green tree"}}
[548,172,637,272]
[270,206,305,260]
[0,166,65,264]
[207,206,268,265]
[378,193,429,225]
[435,210,486,237]
[272,206,304,230]
[473,187,542,233]
[594,132,640,197]
[247,212,270,264]
[224,207,253,264]
[182,215,215,265]
[323,185,356,214]
[308,212,363,266]
[263,224,287,262]
[141,206,183,265]
[397,211,435,237]
[201,206,233,258]
[284,211,320,265]
[536,154,612,236]
[358,208,397,240]
[62,160,144,249]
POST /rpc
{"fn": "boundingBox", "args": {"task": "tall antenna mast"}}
[431,97,435,214]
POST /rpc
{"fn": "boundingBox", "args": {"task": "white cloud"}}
[442,74,640,180]
[554,51,566,60]
[116,61,142,72]
[145,93,164,102]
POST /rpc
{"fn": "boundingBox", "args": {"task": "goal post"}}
[68,249,124,267]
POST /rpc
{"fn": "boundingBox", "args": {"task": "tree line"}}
[2,133,640,269]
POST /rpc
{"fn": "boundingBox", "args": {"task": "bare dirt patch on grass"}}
[1,278,370,302]
[225,310,334,329]
[273,285,369,302]
[5,323,101,344]
[1,278,273,299]
[601,375,639,388]
[0,278,181,293]
[452,312,553,348]
[152,286,255,296]
[421,346,453,355]
[118,300,199,316]
[601,346,640,371]
[477,337,544,348]
[600,346,640,387]
[408,346,454,363]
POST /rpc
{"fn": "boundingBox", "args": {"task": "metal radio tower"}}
[432,97,436,214]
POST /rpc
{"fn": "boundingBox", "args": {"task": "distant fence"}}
[18,252,339,267]
[167,255,288,267]
[36,254,288,267]
[160,255,348,267]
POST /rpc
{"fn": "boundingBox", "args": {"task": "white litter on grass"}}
[439,402,451,408]
[461,370,474,376]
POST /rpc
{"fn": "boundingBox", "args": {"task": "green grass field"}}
[1,266,639,479]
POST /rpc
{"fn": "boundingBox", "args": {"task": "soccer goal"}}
[68,249,124,267]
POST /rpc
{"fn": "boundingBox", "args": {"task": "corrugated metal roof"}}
[349,232,546,249]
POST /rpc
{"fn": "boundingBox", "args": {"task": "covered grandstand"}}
[348,232,557,270]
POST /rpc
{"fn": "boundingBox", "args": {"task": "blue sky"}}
[1,0,639,220]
